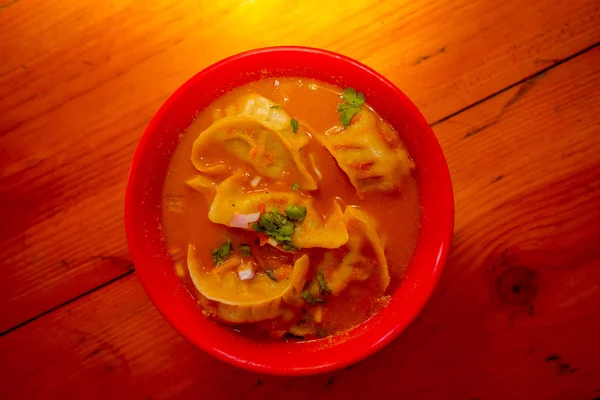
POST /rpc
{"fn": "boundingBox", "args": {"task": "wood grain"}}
[1,0,599,333]
[1,36,599,400]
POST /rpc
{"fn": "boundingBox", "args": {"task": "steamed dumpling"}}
[318,207,390,295]
[192,94,318,190]
[319,108,414,196]
[208,170,349,249]
[188,246,309,323]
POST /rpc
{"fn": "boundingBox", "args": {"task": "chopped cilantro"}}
[291,182,299,191]
[264,269,278,282]
[342,87,365,104]
[270,105,281,109]
[252,206,306,248]
[302,290,325,305]
[239,244,251,257]
[252,211,295,245]
[211,240,231,266]
[282,242,296,251]
[290,118,299,133]
[285,205,307,222]
[316,269,331,296]
[337,87,365,127]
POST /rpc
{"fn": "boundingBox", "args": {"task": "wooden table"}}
[1,0,599,398]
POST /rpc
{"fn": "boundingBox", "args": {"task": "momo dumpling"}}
[316,207,390,296]
[319,108,414,196]
[193,93,318,190]
[188,246,309,323]
[208,170,349,249]
[191,115,318,190]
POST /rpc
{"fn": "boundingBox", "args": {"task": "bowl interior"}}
[125,46,454,375]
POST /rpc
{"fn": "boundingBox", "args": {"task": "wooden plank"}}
[1,40,599,400]
[0,0,598,332]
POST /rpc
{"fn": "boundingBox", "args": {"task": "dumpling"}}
[192,94,318,190]
[187,246,309,323]
[208,170,349,249]
[191,116,317,190]
[319,108,414,196]
[318,207,390,295]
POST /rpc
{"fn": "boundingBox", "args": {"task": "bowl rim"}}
[125,46,454,375]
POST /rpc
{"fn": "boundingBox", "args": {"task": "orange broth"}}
[161,77,420,341]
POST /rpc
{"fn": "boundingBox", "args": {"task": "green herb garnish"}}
[270,105,281,109]
[316,269,331,296]
[290,117,299,133]
[252,206,307,248]
[337,87,365,127]
[285,205,307,222]
[264,269,278,282]
[282,242,296,251]
[239,244,251,257]
[252,211,295,244]
[302,290,325,305]
[211,240,231,266]
[291,182,299,191]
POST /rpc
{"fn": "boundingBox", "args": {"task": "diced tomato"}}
[259,233,269,246]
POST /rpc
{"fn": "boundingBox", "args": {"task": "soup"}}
[161,77,420,341]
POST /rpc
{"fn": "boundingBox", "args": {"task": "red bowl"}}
[125,46,454,375]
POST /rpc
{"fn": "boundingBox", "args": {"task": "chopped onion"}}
[250,176,261,187]
[238,264,255,280]
[267,238,278,247]
[274,79,280,87]
[229,213,261,228]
